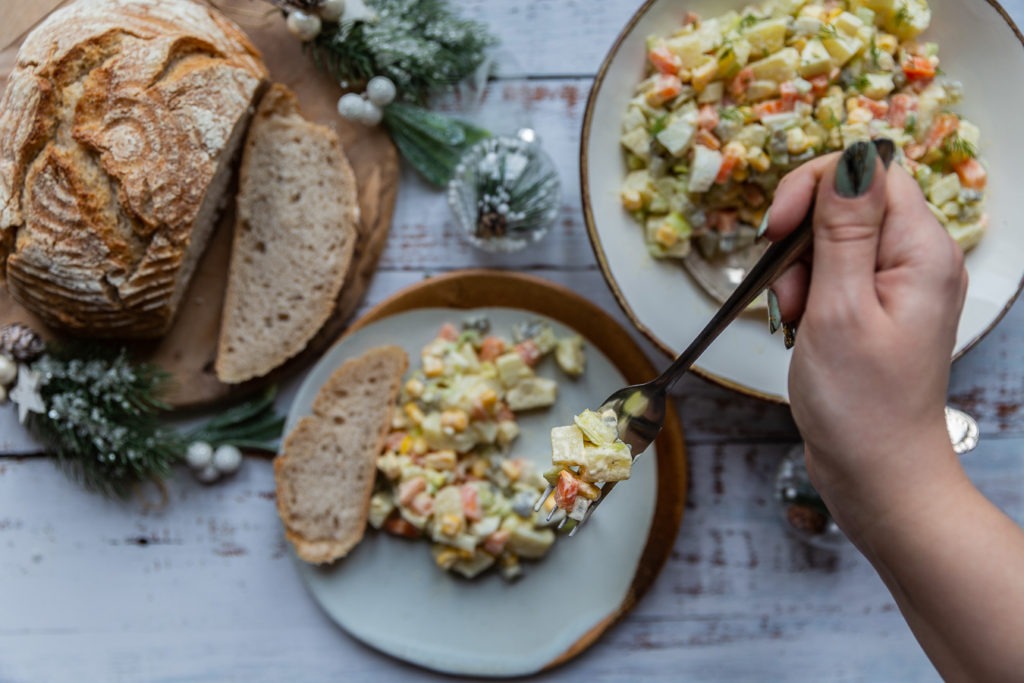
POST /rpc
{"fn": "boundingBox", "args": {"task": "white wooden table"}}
[2,1,1023,680]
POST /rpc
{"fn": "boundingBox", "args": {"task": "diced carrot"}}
[514,339,543,367]
[752,98,787,120]
[409,491,434,517]
[808,74,831,97]
[461,484,482,521]
[779,81,812,109]
[904,143,926,161]
[477,336,505,362]
[924,113,959,150]
[697,104,720,131]
[728,67,754,100]
[437,323,459,341]
[648,45,681,75]
[715,154,739,184]
[902,55,936,83]
[647,73,683,106]
[398,476,427,506]
[887,93,917,129]
[554,470,579,511]
[855,95,889,119]
[683,11,700,26]
[954,158,987,190]
[483,530,510,555]
[694,128,721,150]
[383,516,421,539]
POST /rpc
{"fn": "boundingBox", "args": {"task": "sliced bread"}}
[215,83,360,383]
[274,345,408,564]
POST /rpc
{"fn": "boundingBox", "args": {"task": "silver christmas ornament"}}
[185,441,214,469]
[0,354,16,386]
[319,0,345,22]
[213,445,243,475]
[358,100,383,126]
[366,76,397,107]
[337,92,365,120]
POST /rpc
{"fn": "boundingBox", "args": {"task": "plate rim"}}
[300,269,688,675]
[579,0,1024,405]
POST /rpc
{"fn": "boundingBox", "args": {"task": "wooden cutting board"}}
[0,0,399,410]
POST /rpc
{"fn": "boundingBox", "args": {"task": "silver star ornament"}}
[9,367,45,424]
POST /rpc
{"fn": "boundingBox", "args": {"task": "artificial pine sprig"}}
[187,387,285,452]
[383,102,489,186]
[27,349,184,498]
[304,0,496,105]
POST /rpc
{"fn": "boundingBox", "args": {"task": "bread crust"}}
[0,0,268,338]
[275,345,408,564]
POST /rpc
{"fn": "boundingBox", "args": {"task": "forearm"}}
[854,468,1024,681]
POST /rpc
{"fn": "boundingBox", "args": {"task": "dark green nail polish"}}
[767,289,781,334]
[783,321,798,350]
[873,138,895,169]
[834,141,878,198]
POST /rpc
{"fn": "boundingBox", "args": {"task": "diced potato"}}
[748,47,799,82]
[746,79,780,102]
[799,39,834,78]
[946,220,986,252]
[734,123,770,148]
[471,420,498,445]
[833,11,865,35]
[792,15,824,36]
[574,409,619,446]
[656,117,696,156]
[452,550,496,578]
[551,425,586,467]
[861,73,895,100]
[744,17,789,57]
[688,145,724,193]
[496,419,520,447]
[579,442,633,483]
[958,120,981,148]
[928,173,962,207]
[621,169,653,211]
[822,35,863,66]
[502,516,556,559]
[698,80,725,104]
[621,106,647,133]
[505,377,558,411]
[716,39,751,80]
[368,492,395,529]
[495,351,533,387]
[645,212,692,258]
[555,336,586,377]
[690,57,718,93]
[665,33,706,69]
[620,126,652,160]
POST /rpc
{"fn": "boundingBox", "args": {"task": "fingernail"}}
[834,141,878,198]
[873,138,895,169]
[767,288,781,335]
[756,208,771,239]
[783,321,798,350]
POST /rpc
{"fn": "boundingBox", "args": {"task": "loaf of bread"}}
[275,345,408,564]
[215,84,359,384]
[0,0,267,338]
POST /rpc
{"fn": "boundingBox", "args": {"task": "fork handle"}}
[655,207,815,392]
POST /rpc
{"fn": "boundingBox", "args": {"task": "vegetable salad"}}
[620,0,988,262]
[370,318,586,580]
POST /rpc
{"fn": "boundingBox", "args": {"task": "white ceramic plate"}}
[582,0,1024,403]
[284,302,679,677]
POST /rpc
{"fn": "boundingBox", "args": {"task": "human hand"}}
[763,141,970,547]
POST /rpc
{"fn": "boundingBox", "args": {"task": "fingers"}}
[808,142,888,307]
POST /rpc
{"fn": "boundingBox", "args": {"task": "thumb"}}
[810,141,890,307]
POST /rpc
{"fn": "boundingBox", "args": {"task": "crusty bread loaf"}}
[275,345,408,564]
[215,84,359,384]
[0,0,267,338]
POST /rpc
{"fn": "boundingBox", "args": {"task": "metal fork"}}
[537,208,815,535]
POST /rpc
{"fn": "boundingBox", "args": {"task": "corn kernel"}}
[747,148,771,172]
[470,458,489,479]
[411,436,428,456]
[655,221,679,248]
[577,480,602,500]
[399,435,413,454]
[423,355,444,378]
[732,167,749,182]
[403,402,425,425]
[404,378,424,398]
[876,33,898,54]
[478,388,498,411]
[434,547,461,569]
[441,408,469,432]
[792,37,807,52]
[439,513,464,537]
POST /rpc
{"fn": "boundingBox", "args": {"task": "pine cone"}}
[0,323,46,362]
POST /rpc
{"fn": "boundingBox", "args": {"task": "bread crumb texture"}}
[275,345,408,564]
[0,0,267,337]
[215,84,359,383]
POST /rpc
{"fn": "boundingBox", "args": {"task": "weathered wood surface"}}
[2,0,1024,680]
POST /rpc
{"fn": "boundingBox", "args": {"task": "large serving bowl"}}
[582,0,1024,403]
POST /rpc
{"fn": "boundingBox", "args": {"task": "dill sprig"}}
[942,134,977,164]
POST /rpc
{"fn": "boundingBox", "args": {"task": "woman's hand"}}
[763,141,970,547]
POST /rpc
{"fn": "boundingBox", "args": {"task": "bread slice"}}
[274,345,408,564]
[215,83,359,383]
